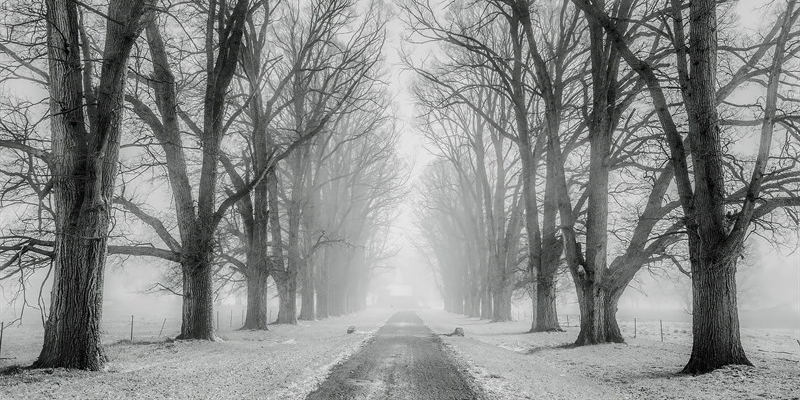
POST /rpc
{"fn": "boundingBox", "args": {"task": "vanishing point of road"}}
[306,311,481,400]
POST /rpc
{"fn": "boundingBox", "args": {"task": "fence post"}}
[660,320,664,342]
[0,321,4,358]
[159,318,167,337]
[216,310,220,330]
[130,315,134,342]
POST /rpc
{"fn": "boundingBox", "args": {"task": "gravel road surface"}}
[306,311,480,400]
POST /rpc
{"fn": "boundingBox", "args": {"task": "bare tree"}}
[32,0,152,370]
[117,0,255,340]
[571,0,800,373]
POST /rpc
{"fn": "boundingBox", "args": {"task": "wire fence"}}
[509,309,695,344]
[0,307,280,363]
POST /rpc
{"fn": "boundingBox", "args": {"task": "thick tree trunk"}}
[34,221,108,369]
[178,256,216,340]
[574,278,624,345]
[275,275,298,324]
[533,272,561,331]
[242,269,269,330]
[683,256,751,374]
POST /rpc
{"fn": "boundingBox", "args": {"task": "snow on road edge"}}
[270,322,386,399]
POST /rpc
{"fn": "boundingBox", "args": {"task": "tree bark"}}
[35,224,108,369]
[242,268,270,330]
[178,252,216,340]
[534,272,561,331]
[683,255,749,373]
[275,274,298,324]
[573,277,624,345]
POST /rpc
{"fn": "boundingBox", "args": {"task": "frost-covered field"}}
[2,307,797,399]
[421,309,800,400]
[0,308,393,399]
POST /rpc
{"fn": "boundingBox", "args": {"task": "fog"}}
[0,0,798,336]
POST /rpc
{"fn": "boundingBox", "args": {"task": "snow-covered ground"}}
[2,307,797,399]
[420,309,800,400]
[0,308,394,399]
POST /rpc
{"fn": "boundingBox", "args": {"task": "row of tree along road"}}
[406,0,800,374]
[0,0,404,370]
[0,0,798,377]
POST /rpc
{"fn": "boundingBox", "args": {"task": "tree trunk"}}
[298,261,316,320]
[604,289,624,342]
[532,162,562,332]
[683,256,750,374]
[491,282,513,322]
[34,222,108,370]
[242,269,269,330]
[275,275,298,324]
[574,277,624,345]
[533,272,561,331]
[178,255,216,340]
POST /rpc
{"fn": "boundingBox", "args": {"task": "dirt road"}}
[306,311,480,400]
